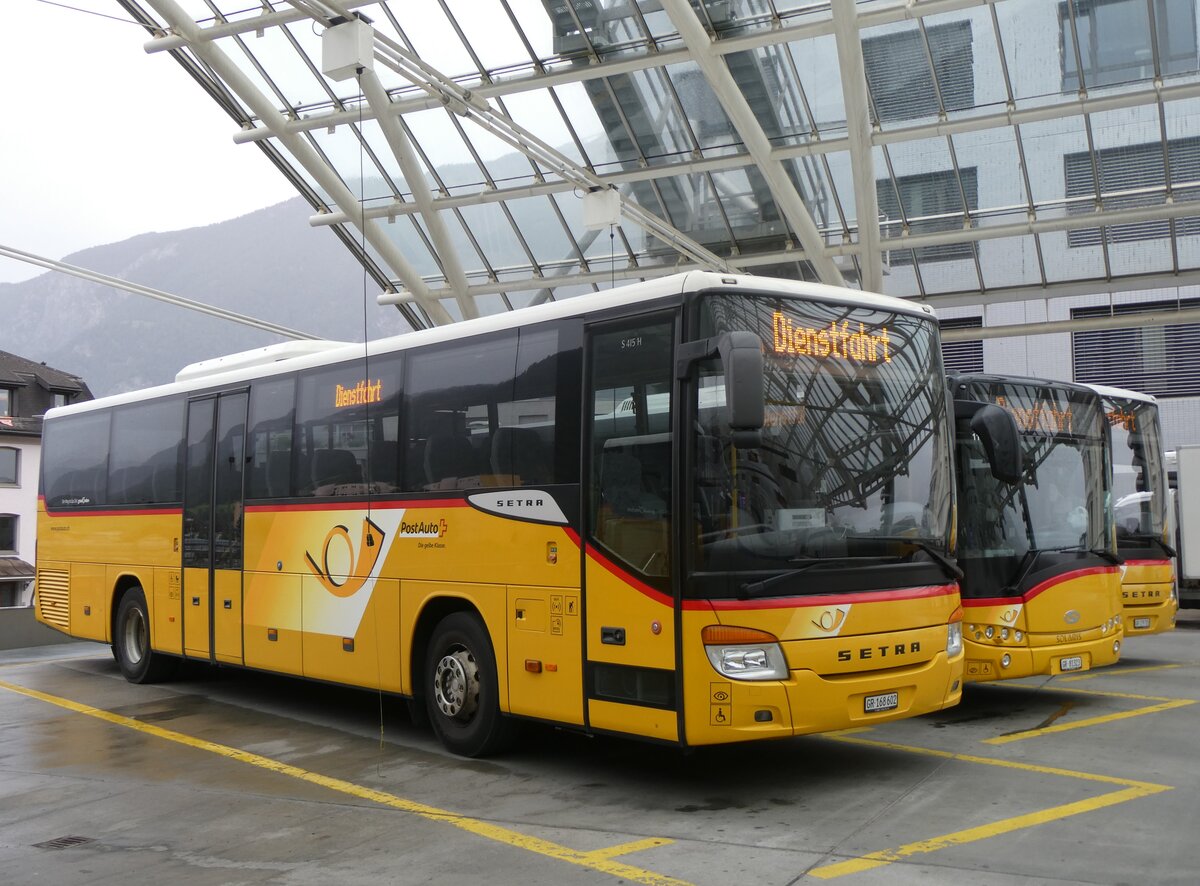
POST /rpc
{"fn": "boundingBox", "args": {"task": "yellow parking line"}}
[585,837,674,860]
[810,785,1162,879]
[809,734,1171,879]
[0,678,689,886]
[1059,662,1197,683]
[983,699,1195,745]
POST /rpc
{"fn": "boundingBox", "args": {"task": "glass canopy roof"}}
[115,0,1200,331]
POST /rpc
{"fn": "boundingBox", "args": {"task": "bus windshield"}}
[689,292,953,594]
[956,380,1112,597]
[1105,396,1168,546]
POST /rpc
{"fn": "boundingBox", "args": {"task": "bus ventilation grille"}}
[37,569,70,631]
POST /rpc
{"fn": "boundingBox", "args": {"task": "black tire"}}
[113,586,178,684]
[423,612,517,757]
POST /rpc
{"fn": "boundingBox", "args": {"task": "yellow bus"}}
[36,272,964,755]
[951,374,1123,682]
[1090,384,1178,635]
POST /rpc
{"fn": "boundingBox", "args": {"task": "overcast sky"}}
[0,1,296,283]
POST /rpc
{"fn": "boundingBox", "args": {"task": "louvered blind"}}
[863,21,975,123]
[1072,298,1200,396]
[878,169,978,265]
[1064,138,1200,247]
[939,316,984,374]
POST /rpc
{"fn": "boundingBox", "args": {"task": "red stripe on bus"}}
[1122,559,1171,567]
[696,583,958,611]
[583,546,674,607]
[962,565,1118,607]
[244,498,470,514]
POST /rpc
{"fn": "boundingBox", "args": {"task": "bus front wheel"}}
[114,586,178,684]
[423,612,516,757]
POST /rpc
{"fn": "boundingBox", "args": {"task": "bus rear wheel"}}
[114,586,178,684]
[423,612,516,757]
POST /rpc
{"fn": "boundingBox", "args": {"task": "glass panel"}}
[955,379,1112,599]
[183,399,215,569]
[1104,397,1169,546]
[978,235,1044,289]
[0,515,14,553]
[213,394,247,570]
[404,332,519,491]
[0,448,17,485]
[42,411,111,508]
[786,33,847,135]
[109,399,185,505]
[690,292,953,597]
[861,19,974,123]
[589,318,674,581]
[247,377,296,500]
[294,356,403,496]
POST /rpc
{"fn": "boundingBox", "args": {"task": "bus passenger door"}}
[182,392,248,665]
[584,317,680,742]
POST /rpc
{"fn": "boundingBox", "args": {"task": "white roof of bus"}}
[47,271,934,419]
[1084,382,1158,405]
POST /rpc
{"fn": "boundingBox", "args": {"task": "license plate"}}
[1060,655,1084,672]
[1133,617,1151,630]
[864,691,899,713]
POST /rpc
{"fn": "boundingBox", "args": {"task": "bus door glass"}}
[183,392,248,664]
[584,315,678,737]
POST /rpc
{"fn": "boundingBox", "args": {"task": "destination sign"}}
[995,395,1073,434]
[334,379,383,408]
[771,312,892,364]
[1105,407,1137,432]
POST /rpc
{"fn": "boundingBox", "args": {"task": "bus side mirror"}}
[970,404,1023,484]
[717,332,764,449]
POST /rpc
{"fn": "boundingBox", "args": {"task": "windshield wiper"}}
[1088,548,1124,566]
[1124,534,1177,558]
[845,536,964,581]
[738,557,890,599]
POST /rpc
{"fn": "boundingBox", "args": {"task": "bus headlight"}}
[947,620,963,657]
[702,625,788,681]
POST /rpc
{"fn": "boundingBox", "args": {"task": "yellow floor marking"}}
[0,678,688,886]
[1059,662,1197,683]
[809,734,1171,880]
[979,683,1196,745]
[585,837,675,860]
[983,699,1195,745]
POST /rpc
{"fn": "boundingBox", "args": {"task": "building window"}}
[0,448,17,486]
[0,515,15,554]
[940,317,984,374]
[877,168,978,265]
[1060,0,1197,91]
[1072,298,1200,396]
[0,388,10,417]
[51,392,69,409]
[862,20,974,123]
[1064,137,1200,247]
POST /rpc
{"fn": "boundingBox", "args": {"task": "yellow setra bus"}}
[1089,384,1178,635]
[951,374,1124,682]
[36,272,964,755]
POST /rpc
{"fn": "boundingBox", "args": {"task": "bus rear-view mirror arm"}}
[955,400,1023,484]
[676,331,764,448]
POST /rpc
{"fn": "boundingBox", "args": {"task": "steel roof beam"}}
[859,198,1200,253]
[367,30,731,274]
[358,67,478,319]
[660,0,843,285]
[832,0,881,292]
[142,0,454,325]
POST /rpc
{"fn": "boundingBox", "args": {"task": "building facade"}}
[0,352,91,607]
